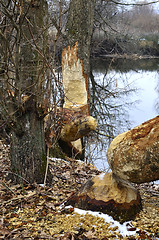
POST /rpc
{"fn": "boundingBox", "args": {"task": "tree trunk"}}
[9,0,48,184]
[66,0,95,76]
[62,0,95,154]
[63,0,95,111]
[10,110,46,184]
[107,115,159,183]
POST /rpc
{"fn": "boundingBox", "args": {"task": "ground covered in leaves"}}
[0,140,159,239]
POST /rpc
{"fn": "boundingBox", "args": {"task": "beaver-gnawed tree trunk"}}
[62,0,95,155]
[65,0,95,82]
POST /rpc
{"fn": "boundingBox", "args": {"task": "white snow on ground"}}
[154,180,159,185]
[63,205,159,238]
[73,207,137,237]
[98,172,105,180]
[64,205,137,237]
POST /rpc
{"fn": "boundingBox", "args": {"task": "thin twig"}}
[43,147,49,188]
[110,0,159,6]
[1,182,16,195]
[2,171,30,184]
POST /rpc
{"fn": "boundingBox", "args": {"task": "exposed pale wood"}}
[66,172,141,223]
[107,115,159,183]
[62,42,89,115]
[60,115,97,142]
[44,108,97,147]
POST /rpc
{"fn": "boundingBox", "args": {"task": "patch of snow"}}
[38,184,44,187]
[154,180,159,185]
[59,203,65,209]
[72,207,137,237]
[48,157,67,163]
[25,121,30,130]
[65,205,72,209]
[98,172,105,180]
[62,206,159,239]
[75,159,86,164]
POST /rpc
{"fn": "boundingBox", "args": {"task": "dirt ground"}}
[0,140,159,239]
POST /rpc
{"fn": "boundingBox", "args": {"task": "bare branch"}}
[0,0,19,32]
[110,0,159,6]
[0,29,7,41]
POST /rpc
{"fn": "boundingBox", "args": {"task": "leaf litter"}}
[0,140,159,239]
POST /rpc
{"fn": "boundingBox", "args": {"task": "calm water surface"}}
[90,58,159,172]
[107,70,158,128]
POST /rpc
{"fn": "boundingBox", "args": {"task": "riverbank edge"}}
[91,53,159,60]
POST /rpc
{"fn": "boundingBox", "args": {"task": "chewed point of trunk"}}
[60,115,97,142]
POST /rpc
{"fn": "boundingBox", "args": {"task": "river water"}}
[105,69,158,128]
[89,58,159,172]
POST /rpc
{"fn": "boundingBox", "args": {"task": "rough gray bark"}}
[65,0,95,78]
[6,0,49,184]
[11,108,46,184]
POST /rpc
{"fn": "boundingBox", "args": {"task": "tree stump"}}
[66,172,142,223]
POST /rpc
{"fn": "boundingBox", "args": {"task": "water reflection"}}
[87,58,159,170]
[128,70,158,127]
[92,58,159,73]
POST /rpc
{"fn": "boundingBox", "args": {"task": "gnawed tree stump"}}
[62,42,92,154]
[60,115,97,142]
[44,42,97,154]
[44,108,97,150]
[66,172,141,223]
[107,116,159,183]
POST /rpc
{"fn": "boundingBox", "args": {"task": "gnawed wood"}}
[44,108,97,148]
[66,172,142,223]
[107,115,159,183]
[60,115,97,142]
[62,42,94,153]
[71,139,82,154]
[62,42,89,115]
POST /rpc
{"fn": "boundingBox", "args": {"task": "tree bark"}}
[9,0,49,184]
[63,0,95,111]
[10,109,46,184]
[62,0,95,154]
[66,0,95,76]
